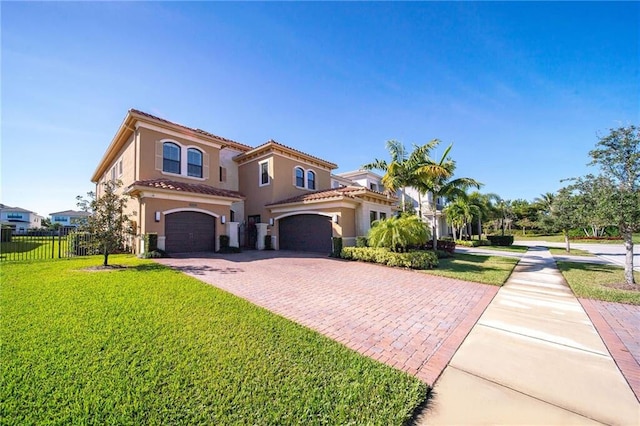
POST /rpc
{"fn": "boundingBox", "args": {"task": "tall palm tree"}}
[362,139,449,212]
[418,148,482,249]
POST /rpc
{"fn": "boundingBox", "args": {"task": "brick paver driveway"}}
[157,251,498,385]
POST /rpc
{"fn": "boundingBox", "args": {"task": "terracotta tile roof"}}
[130,179,245,199]
[129,109,252,151]
[266,186,392,206]
[235,139,338,169]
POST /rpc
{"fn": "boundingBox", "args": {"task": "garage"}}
[279,214,332,253]
[165,211,216,253]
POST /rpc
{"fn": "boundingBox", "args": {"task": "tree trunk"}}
[501,217,505,236]
[432,216,438,251]
[477,217,482,240]
[418,192,422,219]
[564,230,571,253]
[452,227,457,241]
[622,229,636,285]
[401,187,407,212]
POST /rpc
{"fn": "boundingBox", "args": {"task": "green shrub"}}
[425,239,456,254]
[368,215,430,252]
[487,235,514,246]
[331,237,343,258]
[220,235,230,249]
[143,233,158,252]
[455,239,480,247]
[479,239,491,246]
[355,236,368,247]
[434,249,454,259]
[340,247,438,270]
[139,249,168,259]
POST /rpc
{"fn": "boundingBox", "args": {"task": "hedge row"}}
[487,235,514,246]
[455,239,491,247]
[340,247,438,270]
[425,239,456,253]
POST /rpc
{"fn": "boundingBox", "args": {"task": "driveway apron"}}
[157,251,497,385]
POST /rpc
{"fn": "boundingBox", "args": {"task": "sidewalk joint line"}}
[448,366,606,424]
[477,323,611,359]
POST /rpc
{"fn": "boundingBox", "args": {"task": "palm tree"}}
[467,191,500,240]
[418,148,482,249]
[533,192,555,215]
[362,139,450,213]
[443,199,479,240]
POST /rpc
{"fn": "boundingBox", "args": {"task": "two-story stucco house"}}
[0,204,44,233]
[50,210,92,228]
[91,109,396,254]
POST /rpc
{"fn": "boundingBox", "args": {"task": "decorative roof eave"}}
[125,179,245,202]
[233,140,338,170]
[266,194,361,209]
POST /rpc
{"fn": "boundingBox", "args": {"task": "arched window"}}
[295,167,304,187]
[307,170,316,190]
[163,142,180,174]
[187,148,203,178]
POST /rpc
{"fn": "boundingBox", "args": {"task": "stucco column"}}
[226,222,240,248]
[255,223,268,250]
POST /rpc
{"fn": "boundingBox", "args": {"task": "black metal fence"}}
[0,229,98,261]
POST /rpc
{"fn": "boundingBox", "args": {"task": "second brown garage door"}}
[165,211,216,253]
[278,214,332,253]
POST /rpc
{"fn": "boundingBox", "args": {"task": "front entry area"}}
[165,211,216,253]
[278,214,332,253]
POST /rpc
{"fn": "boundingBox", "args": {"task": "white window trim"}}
[159,139,207,181]
[259,159,271,187]
[306,169,316,190]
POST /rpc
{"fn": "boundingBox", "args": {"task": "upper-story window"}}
[307,170,316,190]
[187,148,203,178]
[259,160,270,186]
[163,142,181,174]
[295,167,305,188]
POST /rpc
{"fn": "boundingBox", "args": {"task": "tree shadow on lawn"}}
[438,255,513,274]
[166,264,245,276]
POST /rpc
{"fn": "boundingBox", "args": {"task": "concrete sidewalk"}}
[421,247,640,425]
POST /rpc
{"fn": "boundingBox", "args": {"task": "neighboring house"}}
[49,210,92,228]
[91,109,396,254]
[334,170,451,239]
[0,204,44,233]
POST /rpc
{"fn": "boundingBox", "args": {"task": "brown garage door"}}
[165,211,216,253]
[279,214,332,253]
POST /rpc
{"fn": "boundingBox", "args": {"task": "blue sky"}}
[2,2,638,217]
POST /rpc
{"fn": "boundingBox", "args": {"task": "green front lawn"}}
[557,261,640,305]
[423,253,519,285]
[474,245,529,253]
[1,256,427,424]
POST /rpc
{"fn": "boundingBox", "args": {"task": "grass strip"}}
[1,255,427,424]
[423,253,518,285]
[557,261,640,305]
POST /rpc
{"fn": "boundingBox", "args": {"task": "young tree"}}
[588,125,640,284]
[549,187,582,253]
[76,180,134,266]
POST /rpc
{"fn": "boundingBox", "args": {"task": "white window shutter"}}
[155,141,163,171]
[203,152,210,180]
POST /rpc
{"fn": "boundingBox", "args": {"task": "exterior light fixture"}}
[154,211,161,222]
[221,215,226,224]
[269,218,274,226]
